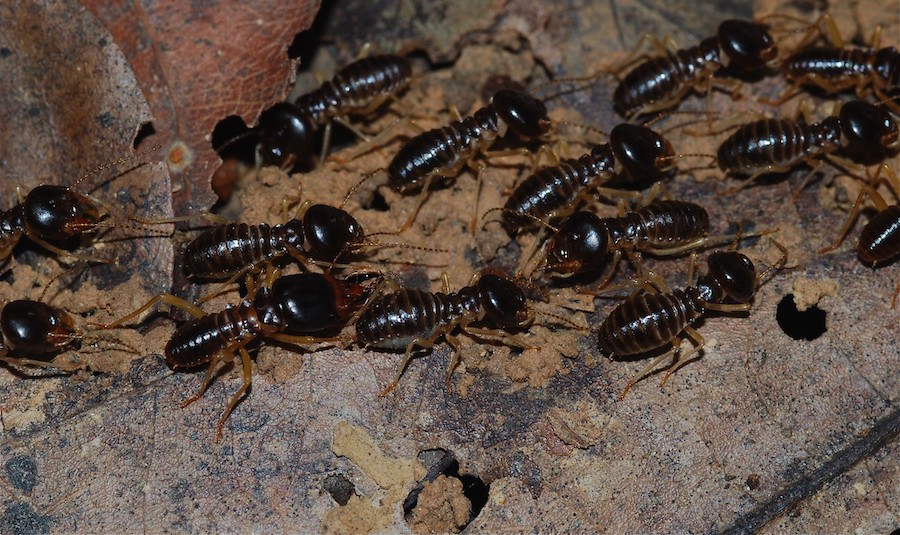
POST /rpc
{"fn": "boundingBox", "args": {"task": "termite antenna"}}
[213,130,258,155]
[479,207,559,233]
[530,74,611,101]
[36,265,92,304]
[340,168,386,210]
[326,236,450,270]
[555,121,610,140]
[659,152,719,171]
[70,145,162,193]
[533,307,590,332]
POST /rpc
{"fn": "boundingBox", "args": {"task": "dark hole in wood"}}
[776,294,827,341]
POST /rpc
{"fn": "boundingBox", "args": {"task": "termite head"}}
[492,89,551,139]
[257,102,315,169]
[1,300,78,356]
[704,251,757,303]
[718,19,778,70]
[874,48,900,88]
[261,273,341,333]
[24,185,106,241]
[477,273,531,328]
[839,100,898,150]
[543,212,608,277]
[301,204,364,261]
[610,124,676,177]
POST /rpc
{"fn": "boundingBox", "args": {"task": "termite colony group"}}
[2,11,897,442]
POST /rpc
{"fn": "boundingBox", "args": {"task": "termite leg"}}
[215,346,254,443]
[659,325,706,387]
[91,294,206,329]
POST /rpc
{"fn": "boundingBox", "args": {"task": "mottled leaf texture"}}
[82,0,321,215]
[0,0,172,296]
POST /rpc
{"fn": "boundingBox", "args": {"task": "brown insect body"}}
[858,205,900,266]
[613,19,777,117]
[503,123,677,228]
[356,288,480,350]
[0,300,78,358]
[0,185,108,261]
[716,117,842,174]
[388,89,551,193]
[355,273,531,395]
[167,273,370,369]
[183,204,364,279]
[296,55,413,126]
[783,46,900,95]
[544,201,710,276]
[597,251,757,357]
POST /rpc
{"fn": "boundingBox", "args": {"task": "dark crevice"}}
[776,294,827,341]
[365,189,390,212]
[323,473,356,505]
[287,1,336,61]
[211,115,255,164]
[403,448,490,530]
[133,121,156,149]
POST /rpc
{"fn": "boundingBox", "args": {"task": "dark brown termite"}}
[384,88,554,231]
[771,14,900,114]
[0,149,167,264]
[820,165,900,268]
[0,270,137,371]
[183,198,444,302]
[540,200,712,284]
[498,124,678,230]
[356,271,567,396]
[94,269,380,442]
[247,54,413,169]
[598,242,786,398]
[716,100,898,196]
[608,19,778,118]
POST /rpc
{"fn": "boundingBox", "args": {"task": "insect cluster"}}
[3,11,897,444]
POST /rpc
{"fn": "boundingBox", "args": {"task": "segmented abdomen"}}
[874,47,900,87]
[184,223,283,278]
[613,39,720,117]
[165,303,262,368]
[626,201,710,247]
[388,109,497,192]
[784,48,876,84]
[356,290,458,349]
[504,154,609,226]
[597,289,702,356]
[858,205,900,265]
[716,119,811,173]
[298,55,413,125]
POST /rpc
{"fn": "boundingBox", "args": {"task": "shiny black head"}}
[492,89,551,139]
[268,274,343,333]
[839,101,898,149]
[1,300,77,356]
[874,48,900,87]
[477,274,530,328]
[24,185,105,241]
[544,212,608,276]
[257,102,315,168]
[609,124,675,177]
[707,251,757,303]
[718,20,778,70]
[302,204,364,261]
